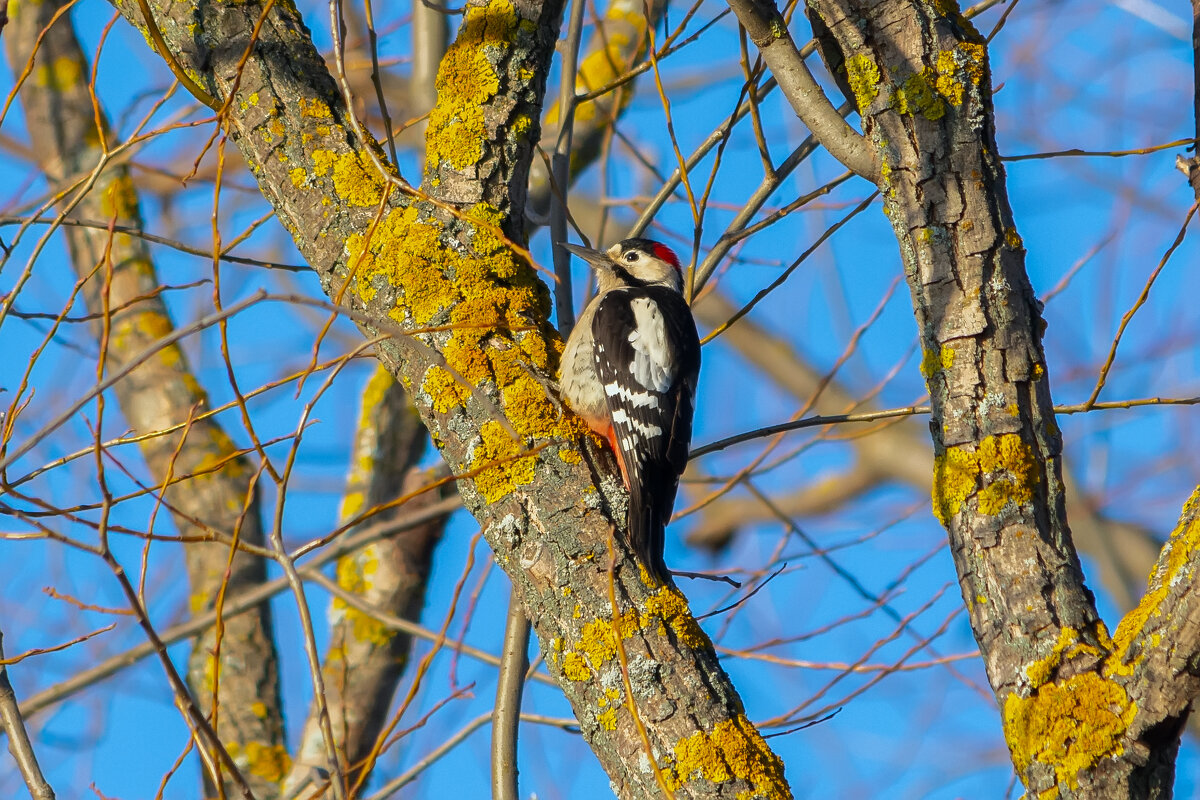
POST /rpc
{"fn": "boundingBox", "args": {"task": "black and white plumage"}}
[558,238,701,583]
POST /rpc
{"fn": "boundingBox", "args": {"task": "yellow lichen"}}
[644,587,707,649]
[597,707,618,730]
[893,69,945,120]
[472,419,537,502]
[311,149,337,177]
[976,433,1039,515]
[332,150,388,207]
[919,343,955,379]
[236,741,292,783]
[562,650,590,681]
[500,373,561,438]
[1002,673,1135,792]
[1022,627,1103,688]
[932,445,978,525]
[934,43,986,106]
[289,167,308,188]
[332,548,394,646]
[338,366,395,520]
[298,97,332,118]
[265,117,285,142]
[423,365,472,413]
[99,171,141,220]
[426,0,515,172]
[1110,487,1200,665]
[546,4,643,132]
[35,55,82,90]
[931,0,984,39]
[666,715,789,799]
[189,590,211,614]
[576,614,622,666]
[558,590,707,688]
[844,53,880,112]
[1005,227,1024,250]
[932,434,1039,523]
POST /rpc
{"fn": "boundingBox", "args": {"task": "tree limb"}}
[807,0,1200,794]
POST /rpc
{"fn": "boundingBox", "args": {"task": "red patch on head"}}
[651,243,681,271]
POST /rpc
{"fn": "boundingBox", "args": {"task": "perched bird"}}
[559,238,701,583]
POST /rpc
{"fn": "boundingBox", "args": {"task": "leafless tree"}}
[1,0,1198,798]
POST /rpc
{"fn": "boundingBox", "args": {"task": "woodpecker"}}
[559,238,701,583]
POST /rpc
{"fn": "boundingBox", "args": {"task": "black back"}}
[591,286,700,582]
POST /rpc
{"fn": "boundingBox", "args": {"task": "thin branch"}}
[491,589,530,800]
[0,632,56,800]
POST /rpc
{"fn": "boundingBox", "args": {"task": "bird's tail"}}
[627,488,669,584]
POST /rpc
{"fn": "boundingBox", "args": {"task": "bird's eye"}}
[624,251,639,262]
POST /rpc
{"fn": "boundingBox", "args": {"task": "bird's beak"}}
[561,242,610,270]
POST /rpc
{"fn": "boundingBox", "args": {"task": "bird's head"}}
[562,238,684,293]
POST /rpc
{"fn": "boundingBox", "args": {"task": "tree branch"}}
[725,0,877,180]
[284,370,448,794]
[0,632,55,800]
[807,0,1200,794]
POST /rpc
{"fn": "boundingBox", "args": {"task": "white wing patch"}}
[611,408,662,438]
[626,298,673,392]
[604,382,659,408]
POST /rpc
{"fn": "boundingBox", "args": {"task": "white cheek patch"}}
[627,298,673,392]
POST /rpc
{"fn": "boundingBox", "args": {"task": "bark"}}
[109,0,791,796]
[5,5,285,798]
[800,0,1200,795]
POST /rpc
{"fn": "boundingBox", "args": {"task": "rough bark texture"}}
[109,0,791,796]
[6,5,286,797]
[802,0,1200,796]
